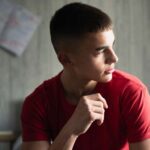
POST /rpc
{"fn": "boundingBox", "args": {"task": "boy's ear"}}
[58,51,72,66]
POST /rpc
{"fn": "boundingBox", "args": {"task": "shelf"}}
[0,131,18,142]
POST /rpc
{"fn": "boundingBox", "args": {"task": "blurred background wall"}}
[0,0,150,149]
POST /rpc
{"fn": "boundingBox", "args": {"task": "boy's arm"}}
[21,141,51,150]
[21,93,107,150]
[129,139,150,150]
[21,112,78,150]
[21,123,78,150]
[21,125,77,150]
[21,113,78,150]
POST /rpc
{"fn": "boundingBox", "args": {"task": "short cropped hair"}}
[50,2,112,53]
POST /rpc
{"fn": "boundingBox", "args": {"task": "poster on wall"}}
[0,0,41,56]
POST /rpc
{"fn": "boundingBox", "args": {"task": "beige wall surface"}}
[0,0,150,145]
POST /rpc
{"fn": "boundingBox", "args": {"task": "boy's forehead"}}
[80,30,115,44]
[85,30,114,38]
[60,29,115,52]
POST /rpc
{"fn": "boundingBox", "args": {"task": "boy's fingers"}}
[84,93,108,109]
[97,93,108,109]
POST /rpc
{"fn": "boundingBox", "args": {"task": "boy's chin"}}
[99,74,113,83]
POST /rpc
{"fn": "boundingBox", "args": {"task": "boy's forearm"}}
[50,121,78,150]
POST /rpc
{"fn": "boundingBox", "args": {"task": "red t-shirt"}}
[21,70,150,150]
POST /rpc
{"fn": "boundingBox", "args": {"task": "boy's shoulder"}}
[43,72,62,90]
[25,71,62,101]
[99,69,148,96]
[112,69,145,89]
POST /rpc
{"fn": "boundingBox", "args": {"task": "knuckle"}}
[83,95,88,100]
[100,108,105,114]
[88,112,95,121]
[86,107,94,120]
[99,101,104,107]
[82,96,88,104]
[98,117,104,125]
[87,105,92,114]
[97,93,102,99]
[102,108,105,113]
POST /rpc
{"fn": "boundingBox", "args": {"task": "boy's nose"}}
[105,49,119,64]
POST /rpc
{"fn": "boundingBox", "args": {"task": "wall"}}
[0,0,150,149]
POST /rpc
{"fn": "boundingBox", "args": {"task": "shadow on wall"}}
[11,100,23,150]
[9,100,23,132]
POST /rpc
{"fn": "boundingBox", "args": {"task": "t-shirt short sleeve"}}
[121,82,150,143]
[21,85,51,142]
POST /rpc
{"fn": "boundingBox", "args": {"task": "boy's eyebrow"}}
[95,40,115,51]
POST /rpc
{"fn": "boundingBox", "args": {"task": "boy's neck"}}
[60,70,97,103]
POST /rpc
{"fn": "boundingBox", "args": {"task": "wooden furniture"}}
[0,131,19,150]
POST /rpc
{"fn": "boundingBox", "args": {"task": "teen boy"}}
[21,2,150,150]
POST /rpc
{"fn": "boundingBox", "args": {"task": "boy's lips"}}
[105,68,115,74]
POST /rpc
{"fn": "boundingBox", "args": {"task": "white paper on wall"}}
[0,0,41,56]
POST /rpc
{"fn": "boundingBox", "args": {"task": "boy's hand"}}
[68,93,108,136]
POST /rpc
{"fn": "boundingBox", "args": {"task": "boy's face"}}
[65,29,118,83]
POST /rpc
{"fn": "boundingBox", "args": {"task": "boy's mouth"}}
[105,68,115,74]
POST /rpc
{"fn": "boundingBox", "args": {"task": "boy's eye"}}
[99,48,105,53]
[96,48,106,53]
